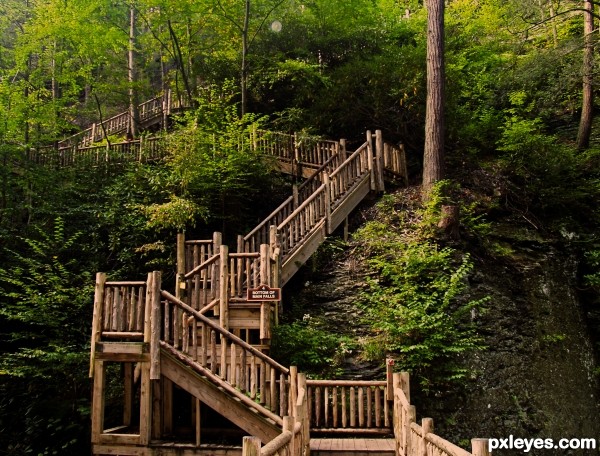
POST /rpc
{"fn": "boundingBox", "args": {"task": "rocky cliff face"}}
[284,200,599,455]
[451,234,599,453]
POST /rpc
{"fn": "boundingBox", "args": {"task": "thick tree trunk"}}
[241,0,250,116]
[577,0,594,150]
[128,4,140,138]
[422,0,445,195]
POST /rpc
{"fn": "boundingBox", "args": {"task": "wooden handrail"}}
[307,379,386,387]
[184,253,219,280]
[160,289,290,374]
[277,184,326,230]
[261,431,293,456]
[329,142,368,179]
[426,433,473,456]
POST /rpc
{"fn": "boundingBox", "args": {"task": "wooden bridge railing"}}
[306,379,391,433]
[392,372,489,456]
[30,136,166,167]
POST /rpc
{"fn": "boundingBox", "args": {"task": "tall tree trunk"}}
[422,0,445,195]
[548,0,558,48]
[128,3,140,138]
[241,0,250,116]
[577,0,594,150]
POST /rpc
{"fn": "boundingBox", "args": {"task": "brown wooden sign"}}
[247,285,281,302]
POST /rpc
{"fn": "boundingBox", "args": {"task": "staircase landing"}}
[310,438,395,456]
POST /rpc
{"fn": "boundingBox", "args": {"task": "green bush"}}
[270,318,353,377]
[354,190,488,392]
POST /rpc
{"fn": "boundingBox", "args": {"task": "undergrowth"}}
[354,182,489,393]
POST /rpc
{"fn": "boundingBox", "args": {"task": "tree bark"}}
[422,0,445,195]
[129,3,140,138]
[241,0,250,116]
[577,0,594,150]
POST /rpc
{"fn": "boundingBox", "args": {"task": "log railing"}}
[160,289,291,418]
[58,90,186,148]
[328,142,371,209]
[31,136,166,167]
[277,184,327,260]
[243,369,311,456]
[306,380,391,433]
[392,372,490,456]
[242,152,344,253]
[252,130,340,169]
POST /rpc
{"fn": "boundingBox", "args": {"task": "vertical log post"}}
[323,172,332,234]
[219,245,229,330]
[242,436,261,456]
[89,272,106,377]
[91,360,105,443]
[260,243,271,341]
[367,130,376,191]
[219,245,229,377]
[400,371,410,403]
[340,138,347,161]
[151,380,162,440]
[408,406,417,456]
[290,366,298,417]
[195,399,202,447]
[293,185,299,209]
[375,130,385,192]
[472,439,490,456]
[284,416,295,455]
[150,271,161,380]
[386,359,394,401]
[422,418,434,456]
[298,372,310,453]
[270,226,282,323]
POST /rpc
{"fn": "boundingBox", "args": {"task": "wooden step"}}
[310,438,395,456]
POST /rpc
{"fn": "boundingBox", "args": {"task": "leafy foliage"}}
[0,217,92,455]
[354,190,488,392]
[271,317,354,378]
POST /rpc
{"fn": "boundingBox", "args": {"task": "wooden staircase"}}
[86,116,490,456]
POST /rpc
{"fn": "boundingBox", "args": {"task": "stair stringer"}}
[160,349,281,443]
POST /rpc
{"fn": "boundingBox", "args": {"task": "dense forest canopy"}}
[1,0,600,454]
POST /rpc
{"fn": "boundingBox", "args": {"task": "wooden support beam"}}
[152,380,162,440]
[219,245,229,330]
[150,271,161,380]
[472,439,490,456]
[400,371,410,404]
[139,361,152,445]
[163,378,173,435]
[242,436,262,456]
[375,130,385,192]
[90,272,107,377]
[123,363,133,426]
[176,233,186,301]
[91,360,106,444]
[422,418,434,456]
[367,130,376,191]
[195,399,202,447]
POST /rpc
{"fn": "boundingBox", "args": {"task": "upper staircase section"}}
[59,89,189,149]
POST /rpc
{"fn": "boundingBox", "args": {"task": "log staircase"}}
[83,94,489,456]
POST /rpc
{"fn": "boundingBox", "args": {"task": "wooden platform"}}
[310,438,395,456]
